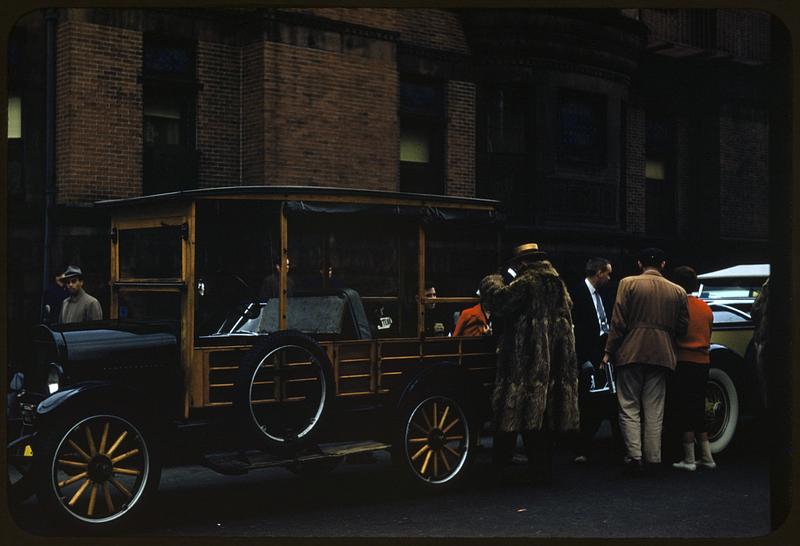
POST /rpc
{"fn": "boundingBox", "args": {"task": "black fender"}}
[708,344,747,405]
[395,362,481,419]
[35,380,166,436]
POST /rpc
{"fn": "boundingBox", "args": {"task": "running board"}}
[320,441,391,457]
[202,441,392,475]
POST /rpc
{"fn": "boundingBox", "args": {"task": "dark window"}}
[142,35,198,195]
[477,84,532,222]
[7,96,23,196]
[399,79,445,195]
[645,113,676,236]
[485,86,526,154]
[144,43,193,76]
[557,89,607,167]
[119,226,183,279]
[287,214,419,338]
[195,200,282,337]
[8,27,25,197]
[117,290,182,323]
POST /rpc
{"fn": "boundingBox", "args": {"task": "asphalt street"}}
[9,419,770,539]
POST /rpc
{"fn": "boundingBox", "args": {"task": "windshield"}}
[698,278,766,314]
[709,303,751,325]
[699,283,763,300]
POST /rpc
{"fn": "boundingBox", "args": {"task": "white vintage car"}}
[697,264,768,453]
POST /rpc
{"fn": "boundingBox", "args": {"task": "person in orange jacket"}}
[453,301,491,337]
[669,266,716,471]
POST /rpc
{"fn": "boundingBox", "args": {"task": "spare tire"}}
[234,331,334,451]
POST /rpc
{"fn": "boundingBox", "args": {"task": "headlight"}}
[9,371,24,392]
[46,363,62,394]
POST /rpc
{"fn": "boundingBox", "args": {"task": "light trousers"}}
[616,363,669,464]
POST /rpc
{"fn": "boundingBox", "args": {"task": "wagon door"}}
[110,202,194,416]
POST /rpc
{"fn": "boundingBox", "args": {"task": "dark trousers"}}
[668,362,709,433]
[492,430,553,478]
[576,391,623,458]
[664,365,701,463]
[575,333,622,458]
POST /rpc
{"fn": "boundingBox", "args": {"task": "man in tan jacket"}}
[601,248,688,472]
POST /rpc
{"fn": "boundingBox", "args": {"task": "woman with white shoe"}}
[669,266,717,472]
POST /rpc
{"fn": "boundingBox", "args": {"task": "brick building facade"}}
[6,7,776,363]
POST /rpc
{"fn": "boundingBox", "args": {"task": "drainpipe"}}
[40,8,58,322]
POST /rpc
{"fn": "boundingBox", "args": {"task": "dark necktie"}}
[594,290,609,334]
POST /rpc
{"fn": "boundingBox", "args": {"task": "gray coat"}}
[480,260,579,433]
[60,289,103,324]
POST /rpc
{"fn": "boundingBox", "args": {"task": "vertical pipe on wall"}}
[40,8,58,322]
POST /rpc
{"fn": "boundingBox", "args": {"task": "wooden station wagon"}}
[7,187,504,531]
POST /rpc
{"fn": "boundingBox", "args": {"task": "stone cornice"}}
[462,10,647,81]
[397,43,469,64]
[474,56,632,85]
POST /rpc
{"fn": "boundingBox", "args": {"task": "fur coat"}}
[480,260,579,433]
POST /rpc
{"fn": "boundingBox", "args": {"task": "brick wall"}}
[242,41,266,184]
[293,7,471,55]
[640,8,769,62]
[395,9,470,53]
[197,41,241,187]
[716,9,770,62]
[446,80,475,197]
[56,20,142,204]
[625,100,646,234]
[261,40,399,190]
[718,105,769,240]
[296,8,400,32]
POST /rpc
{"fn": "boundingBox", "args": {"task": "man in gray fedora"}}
[59,265,103,323]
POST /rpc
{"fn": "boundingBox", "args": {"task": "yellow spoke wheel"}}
[37,412,159,529]
[402,395,471,486]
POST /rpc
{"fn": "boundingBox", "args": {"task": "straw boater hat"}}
[512,242,547,261]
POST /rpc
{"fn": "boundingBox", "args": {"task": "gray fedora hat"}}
[61,265,83,280]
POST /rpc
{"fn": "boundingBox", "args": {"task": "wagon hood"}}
[34,320,178,368]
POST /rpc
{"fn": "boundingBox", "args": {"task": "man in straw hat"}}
[59,265,103,324]
[480,243,579,485]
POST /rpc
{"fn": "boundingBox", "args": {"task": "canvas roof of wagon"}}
[95,185,504,223]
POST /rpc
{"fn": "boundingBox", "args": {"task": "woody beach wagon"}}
[7,187,503,531]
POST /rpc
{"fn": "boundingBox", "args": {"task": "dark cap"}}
[638,248,666,267]
[61,265,83,280]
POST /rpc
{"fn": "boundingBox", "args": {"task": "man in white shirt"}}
[569,257,621,463]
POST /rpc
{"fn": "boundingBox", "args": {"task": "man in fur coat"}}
[480,243,580,484]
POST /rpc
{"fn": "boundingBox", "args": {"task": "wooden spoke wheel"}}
[236,332,334,450]
[36,413,161,531]
[400,395,472,487]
